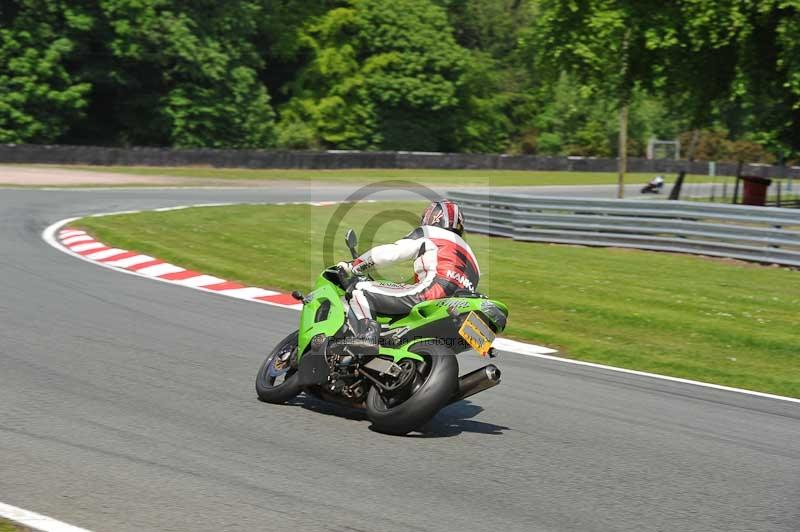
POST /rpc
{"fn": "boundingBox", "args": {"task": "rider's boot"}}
[341,318,380,364]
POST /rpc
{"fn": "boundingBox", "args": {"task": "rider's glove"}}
[337,261,353,274]
[350,257,369,274]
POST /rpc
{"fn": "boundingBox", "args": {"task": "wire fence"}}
[657,172,800,208]
[2,143,800,178]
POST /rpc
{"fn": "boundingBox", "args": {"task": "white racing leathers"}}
[348,225,481,321]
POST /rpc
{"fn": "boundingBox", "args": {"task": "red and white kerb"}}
[57,228,302,309]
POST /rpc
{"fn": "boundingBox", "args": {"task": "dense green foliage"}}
[279,0,468,150]
[1,0,275,147]
[2,0,799,159]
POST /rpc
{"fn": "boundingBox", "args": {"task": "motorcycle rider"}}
[337,200,480,356]
[646,175,665,191]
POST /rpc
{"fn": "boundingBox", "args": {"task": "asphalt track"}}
[1,186,798,532]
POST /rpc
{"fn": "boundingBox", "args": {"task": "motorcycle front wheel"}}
[365,342,458,435]
[256,330,303,404]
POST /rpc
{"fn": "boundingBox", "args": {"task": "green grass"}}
[76,202,800,397]
[687,193,800,205]
[0,518,29,532]
[57,165,667,187]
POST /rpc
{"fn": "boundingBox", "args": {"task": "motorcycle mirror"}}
[345,228,359,259]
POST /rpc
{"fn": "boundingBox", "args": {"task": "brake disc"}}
[381,359,417,393]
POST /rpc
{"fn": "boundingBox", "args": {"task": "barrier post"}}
[732,161,743,204]
[668,171,685,200]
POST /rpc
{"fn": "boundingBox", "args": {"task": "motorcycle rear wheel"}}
[365,343,458,435]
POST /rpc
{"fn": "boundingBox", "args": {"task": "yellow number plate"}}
[458,312,495,357]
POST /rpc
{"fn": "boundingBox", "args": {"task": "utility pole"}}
[618,104,628,199]
[617,28,631,200]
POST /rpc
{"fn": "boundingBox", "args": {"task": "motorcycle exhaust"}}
[449,364,501,404]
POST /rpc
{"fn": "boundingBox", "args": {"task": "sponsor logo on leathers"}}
[446,269,475,290]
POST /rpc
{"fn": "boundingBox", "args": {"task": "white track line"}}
[0,502,92,532]
[42,213,800,405]
[153,205,191,212]
[529,352,800,403]
[173,274,226,287]
[493,338,556,356]
[217,287,279,299]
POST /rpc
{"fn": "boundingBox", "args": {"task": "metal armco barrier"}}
[447,191,800,267]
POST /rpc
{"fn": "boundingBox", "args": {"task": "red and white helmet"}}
[420,200,464,236]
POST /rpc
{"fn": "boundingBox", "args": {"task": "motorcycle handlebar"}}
[336,265,351,290]
[336,265,372,295]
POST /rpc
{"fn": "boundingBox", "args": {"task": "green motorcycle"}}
[255,229,509,435]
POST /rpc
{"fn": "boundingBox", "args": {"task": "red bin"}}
[741,176,772,206]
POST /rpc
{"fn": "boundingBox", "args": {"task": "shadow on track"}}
[412,400,510,438]
[287,393,369,422]
[285,394,509,437]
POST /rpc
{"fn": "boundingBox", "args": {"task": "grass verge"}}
[58,165,668,187]
[76,202,800,397]
[0,518,30,532]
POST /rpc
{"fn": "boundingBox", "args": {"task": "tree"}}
[258,0,340,109]
[92,0,276,147]
[662,0,800,158]
[533,0,684,196]
[1,0,277,147]
[445,0,537,153]
[2,0,799,158]
[278,0,469,151]
[0,0,91,143]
